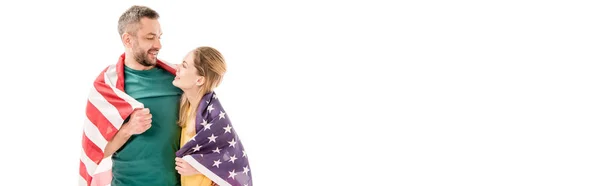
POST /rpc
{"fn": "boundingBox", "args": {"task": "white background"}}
[0,0,599,185]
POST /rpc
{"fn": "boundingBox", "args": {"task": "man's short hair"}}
[117,5,160,37]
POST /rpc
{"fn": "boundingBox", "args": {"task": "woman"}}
[172,46,252,186]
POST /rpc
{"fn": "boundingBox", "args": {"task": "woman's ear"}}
[196,77,205,86]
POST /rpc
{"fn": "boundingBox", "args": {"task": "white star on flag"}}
[228,169,237,179]
[200,119,212,131]
[208,104,214,113]
[243,165,250,175]
[228,155,237,163]
[224,125,232,133]
[192,144,201,152]
[219,111,226,119]
[204,123,212,131]
[213,147,221,154]
[213,159,222,168]
[228,138,237,148]
[208,134,217,143]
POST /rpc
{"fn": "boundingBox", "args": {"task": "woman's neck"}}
[183,87,203,107]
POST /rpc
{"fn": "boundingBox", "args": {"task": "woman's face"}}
[173,51,203,90]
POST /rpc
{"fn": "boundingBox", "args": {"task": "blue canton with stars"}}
[176,92,252,186]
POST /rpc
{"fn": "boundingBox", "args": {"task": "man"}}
[79,5,182,186]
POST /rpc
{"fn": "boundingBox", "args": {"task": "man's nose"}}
[153,39,162,49]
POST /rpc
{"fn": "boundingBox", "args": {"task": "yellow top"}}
[180,110,214,186]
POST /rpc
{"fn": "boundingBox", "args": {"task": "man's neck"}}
[124,54,154,70]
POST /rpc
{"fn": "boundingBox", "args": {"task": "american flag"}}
[177,91,253,186]
[79,53,177,186]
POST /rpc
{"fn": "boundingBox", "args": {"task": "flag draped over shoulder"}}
[176,92,253,186]
[79,53,176,186]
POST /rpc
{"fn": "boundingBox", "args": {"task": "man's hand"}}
[175,157,201,176]
[122,108,152,135]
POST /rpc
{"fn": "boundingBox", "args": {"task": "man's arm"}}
[103,123,133,158]
[102,108,152,158]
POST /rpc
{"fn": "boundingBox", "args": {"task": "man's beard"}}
[133,48,156,67]
[132,40,158,67]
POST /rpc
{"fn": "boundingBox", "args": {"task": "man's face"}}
[131,17,162,66]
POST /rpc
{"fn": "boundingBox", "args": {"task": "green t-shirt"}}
[111,65,183,186]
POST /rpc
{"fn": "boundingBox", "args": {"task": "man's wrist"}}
[119,122,133,138]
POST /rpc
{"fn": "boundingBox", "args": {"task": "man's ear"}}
[122,33,132,48]
[196,77,205,86]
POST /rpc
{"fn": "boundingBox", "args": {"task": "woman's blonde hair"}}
[177,46,227,135]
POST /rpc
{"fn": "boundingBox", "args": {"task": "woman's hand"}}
[175,157,201,176]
